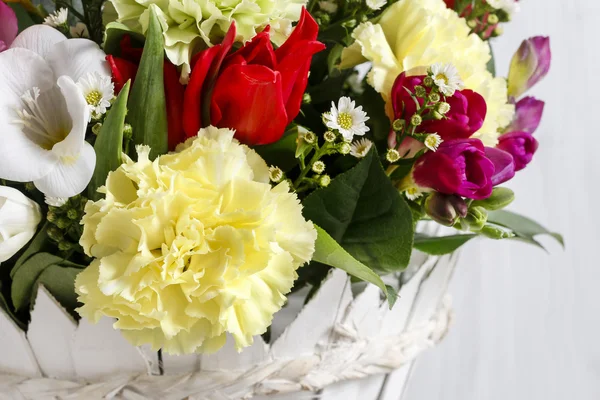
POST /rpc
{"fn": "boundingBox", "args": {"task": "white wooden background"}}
[403,1,600,399]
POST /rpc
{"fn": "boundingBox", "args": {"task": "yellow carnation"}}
[75,126,317,355]
[340,0,514,146]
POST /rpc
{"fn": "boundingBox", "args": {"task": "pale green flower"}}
[107,0,307,77]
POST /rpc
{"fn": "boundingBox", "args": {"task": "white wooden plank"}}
[319,374,386,400]
[379,364,413,400]
[406,254,458,329]
[271,269,353,359]
[27,286,77,379]
[0,308,40,378]
[341,284,385,338]
[72,316,153,381]
[380,257,437,336]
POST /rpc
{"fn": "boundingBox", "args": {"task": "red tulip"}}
[106,36,186,150]
[183,8,325,145]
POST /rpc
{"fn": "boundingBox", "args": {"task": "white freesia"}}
[0,186,42,263]
[0,25,110,198]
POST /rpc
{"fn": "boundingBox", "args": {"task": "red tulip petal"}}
[164,61,186,150]
[211,64,288,145]
[106,55,138,94]
[224,28,276,69]
[275,8,320,63]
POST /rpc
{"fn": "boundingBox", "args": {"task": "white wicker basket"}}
[0,245,458,400]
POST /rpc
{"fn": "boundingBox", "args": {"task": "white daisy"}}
[350,138,373,158]
[324,97,370,141]
[43,8,68,28]
[76,72,114,119]
[424,133,443,152]
[404,187,424,201]
[45,196,68,207]
[366,0,387,11]
[428,63,464,97]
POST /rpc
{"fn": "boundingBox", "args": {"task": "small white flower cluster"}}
[324,97,370,141]
[76,72,115,120]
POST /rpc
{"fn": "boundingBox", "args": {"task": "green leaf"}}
[127,5,168,160]
[303,148,414,273]
[355,85,390,142]
[488,209,564,248]
[103,22,145,56]
[35,266,82,314]
[313,226,395,308]
[472,187,514,211]
[11,253,65,311]
[253,126,299,172]
[487,44,496,76]
[89,81,130,201]
[414,234,477,255]
[11,222,49,278]
[7,3,35,31]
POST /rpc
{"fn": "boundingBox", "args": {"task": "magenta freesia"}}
[0,2,18,52]
[497,131,539,171]
[507,96,545,133]
[508,36,551,98]
[412,139,515,200]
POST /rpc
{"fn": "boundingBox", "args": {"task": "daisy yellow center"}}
[435,73,448,84]
[407,187,419,196]
[85,90,102,106]
[425,136,439,149]
[337,112,354,130]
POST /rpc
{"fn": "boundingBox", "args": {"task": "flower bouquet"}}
[0,0,562,397]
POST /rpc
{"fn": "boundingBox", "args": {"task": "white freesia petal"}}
[46,39,111,82]
[0,186,42,263]
[34,142,96,198]
[52,76,90,157]
[10,25,66,58]
[0,49,58,182]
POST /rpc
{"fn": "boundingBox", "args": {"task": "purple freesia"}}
[0,2,18,52]
[413,138,497,200]
[485,147,516,185]
[508,36,551,98]
[508,96,545,133]
[497,131,539,171]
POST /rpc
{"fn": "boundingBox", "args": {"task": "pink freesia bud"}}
[497,131,539,171]
[507,96,545,133]
[484,147,516,185]
[0,2,18,52]
[508,36,551,98]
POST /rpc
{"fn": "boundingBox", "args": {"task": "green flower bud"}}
[47,226,63,242]
[303,131,317,144]
[312,161,326,174]
[414,85,427,98]
[56,218,71,230]
[488,14,499,25]
[92,123,103,135]
[437,102,451,115]
[67,209,79,220]
[46,210,58,223]
[58,241,73,251]
[481,224,516,240]
[410,114,423,126]
[319,174,331,187]
[425,193,468,227]
[392,119,405,132]
[423,76,434,87]
[324,131,337,143]
[123,123,133,141]
[24,182,36,191]
[462,206,488,232]
[339,142,351,155]
[472,187,515,210]
[303,93,312,104]
[429,93,441,103]
[269,166,284,183]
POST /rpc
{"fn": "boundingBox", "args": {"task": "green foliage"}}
[89,81,130,201]
[11,252,84,314]
[253,126,299,173]
[313,226,396,308]
[7,3,35,31]
[303,148,414,273]
[487,210,564,250]
[472,187,515,211]
[127,5,168,160]
[355,85,391,142]
[414,234,477,255]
